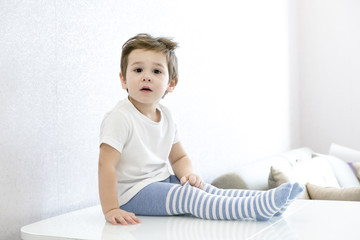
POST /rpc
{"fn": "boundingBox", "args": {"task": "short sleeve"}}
[160,104,181,145]
[173,122,180,144]
[99,111,130,153]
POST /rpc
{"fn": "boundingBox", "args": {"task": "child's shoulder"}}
[158,103,176,121]
[102,99,132,122]
[158,102,170,112]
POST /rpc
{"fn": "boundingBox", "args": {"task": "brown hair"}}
[120,33,179,82]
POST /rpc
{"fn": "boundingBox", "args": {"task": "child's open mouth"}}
[140,87,152,92]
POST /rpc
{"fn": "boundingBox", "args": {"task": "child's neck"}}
[128,96,161,122]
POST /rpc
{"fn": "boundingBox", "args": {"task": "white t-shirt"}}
[99,98,179,206]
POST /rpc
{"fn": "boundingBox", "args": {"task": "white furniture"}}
[21,200,360,240]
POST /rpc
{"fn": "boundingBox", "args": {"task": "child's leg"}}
[168,175,261,197]
[120,181,176,215]
[166,182,292,221]
[121,178,298,221]
[119,175,182,215]
[203,183,262,197]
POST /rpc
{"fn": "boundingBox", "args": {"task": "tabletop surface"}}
[21,199,360,240]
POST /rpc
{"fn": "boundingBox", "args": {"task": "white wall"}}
[298,0,360,153]
[1,0,291,238]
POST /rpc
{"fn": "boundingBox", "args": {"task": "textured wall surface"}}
[1,1,292,238]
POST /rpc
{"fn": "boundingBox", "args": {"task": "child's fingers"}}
[119,214,140,225]
[105,209,141,225]
[189,175,196,185]
[108,216,118,225]
[180,176,188,185]
[124,216,136,225]
[189,175,203,189]
[181,174,203,189]
[195,179,202,188]
[194,177,202,188]
[129,213,141,223]
[115,216,128,225]
[123,215,141,225]
[134,217,141,223]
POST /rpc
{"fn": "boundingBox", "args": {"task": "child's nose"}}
[142,74,152,82]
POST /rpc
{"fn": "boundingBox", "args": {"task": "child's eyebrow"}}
[130,62,165,68]
[153,63,166,68]
[130,61,144,66]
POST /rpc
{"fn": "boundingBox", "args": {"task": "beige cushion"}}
[269,167,310,199]
[268,156,340,199]
[307,183,360,201]
[211,173,247,189]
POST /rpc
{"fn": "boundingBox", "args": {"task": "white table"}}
[21,200,360,240]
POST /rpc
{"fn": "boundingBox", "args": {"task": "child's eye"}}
[153,69,161,74]
[134,68,143,73]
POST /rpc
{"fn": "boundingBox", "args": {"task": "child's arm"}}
[169,142,203,189]
[98,143,141,225]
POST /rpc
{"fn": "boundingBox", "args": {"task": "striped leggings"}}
[120,175,303,221]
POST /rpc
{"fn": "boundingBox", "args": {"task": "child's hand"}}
[180,174,204,189]
[104,208,141,225]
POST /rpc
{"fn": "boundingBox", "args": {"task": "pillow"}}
[279,147,313,165]
[328,143,360,187]
[324,155,360,188]
[307,183,360,201]
[268,157,340,199]
[351,162,360,181]
[329,143,360,163]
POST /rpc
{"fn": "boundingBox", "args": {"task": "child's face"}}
[120,49,175,106]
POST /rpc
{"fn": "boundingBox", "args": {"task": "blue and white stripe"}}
[166,182,292,221]
[203,184,261,197]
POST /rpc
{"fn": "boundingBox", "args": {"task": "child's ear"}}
[167,77,178,93]
[120,72,127,90]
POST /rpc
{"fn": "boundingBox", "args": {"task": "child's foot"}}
[254,182,292,221]
[274,182,305,216]
[288,182,305,200]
